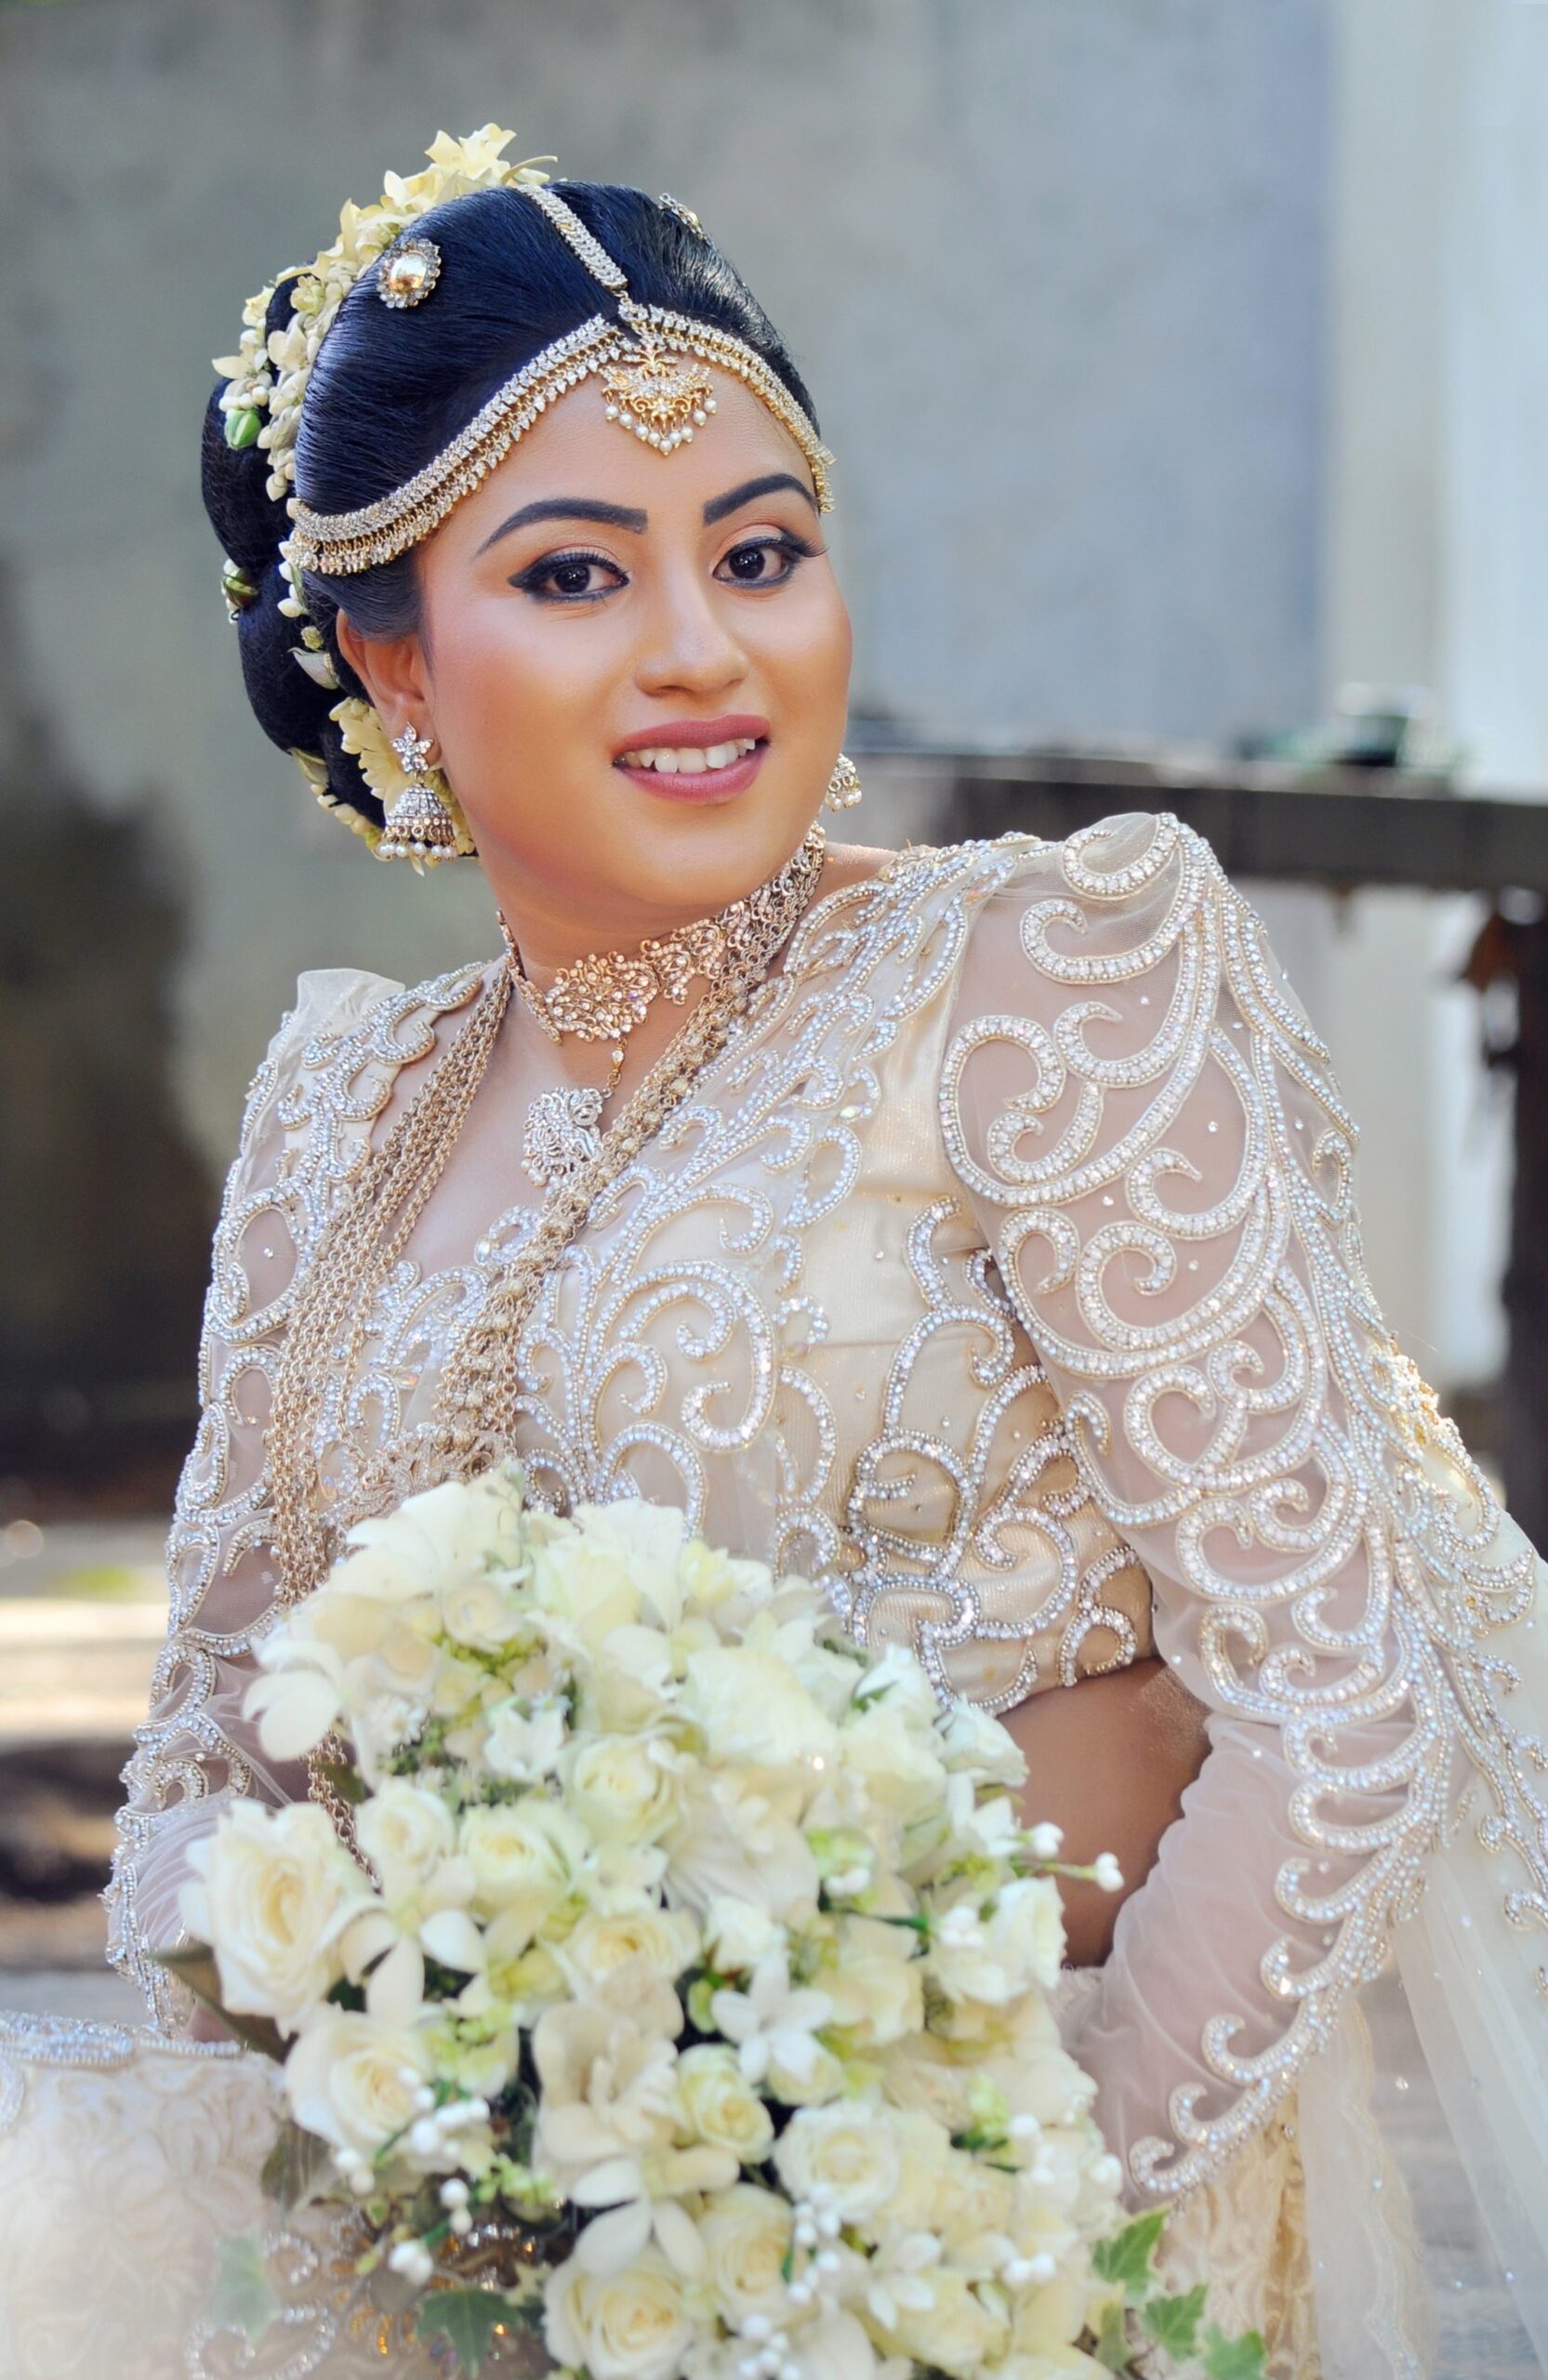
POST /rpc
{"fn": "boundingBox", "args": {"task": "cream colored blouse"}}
[108,813,1541,2213]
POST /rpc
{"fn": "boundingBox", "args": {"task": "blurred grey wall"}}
[0,0,1328,1165]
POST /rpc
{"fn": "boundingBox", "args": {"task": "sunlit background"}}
[1,17,1546,2332]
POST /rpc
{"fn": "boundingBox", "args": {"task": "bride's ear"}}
[335,610,431,738]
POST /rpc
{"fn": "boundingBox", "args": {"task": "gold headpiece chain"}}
[287,184,833,578]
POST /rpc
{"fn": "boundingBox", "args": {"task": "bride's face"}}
[337,371,852,950]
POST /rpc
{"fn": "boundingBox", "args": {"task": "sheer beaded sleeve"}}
[938,813,1540,2201]
[106,968,404,2029]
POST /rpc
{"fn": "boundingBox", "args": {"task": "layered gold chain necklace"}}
[266,826,827,1613]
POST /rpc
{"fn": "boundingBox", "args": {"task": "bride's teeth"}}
[619,737,760,771]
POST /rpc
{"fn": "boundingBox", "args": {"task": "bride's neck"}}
[484,875,698,990]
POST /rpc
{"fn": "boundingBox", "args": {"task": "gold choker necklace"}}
[498,826,827,1185]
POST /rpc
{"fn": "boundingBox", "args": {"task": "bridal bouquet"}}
[168,1465,1260,2380]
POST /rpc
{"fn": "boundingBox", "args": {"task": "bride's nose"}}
[631,562,748,701]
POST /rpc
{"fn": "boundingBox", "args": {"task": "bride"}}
[3,126,1545,2380]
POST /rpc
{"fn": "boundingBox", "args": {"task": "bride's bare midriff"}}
[1002,1658,1210,1968]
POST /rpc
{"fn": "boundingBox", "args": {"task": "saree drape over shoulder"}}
[46,814,1548,2374]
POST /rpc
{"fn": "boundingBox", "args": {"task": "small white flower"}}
[709,1950,831,2091]
[864,2231,941,2330]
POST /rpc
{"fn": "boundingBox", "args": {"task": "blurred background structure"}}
[2,0,1547,2280]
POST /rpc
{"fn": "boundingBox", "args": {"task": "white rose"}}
[674,2045,775,2163]
[867,2104,961,2236]
[703,1896,784,1974]
[697,2184,792,2325]
[681,1647,837,1769]
[765,2039,846,2106]
[821,1940,924,2049]
[840,1701,947,1824]
[929,1878,1065,2007]
[565,1733,684,1845]
[773,2100,900,2224]
[460,1799,588,1936]
[933,2157,1017,2262]
[877,2031,980,2133]
[982,2000,1095,2130]
[180,1800,374,2030]
[934,1699,1027,1790]
[354,1778,456,1906]
[562,1904,698,1993]
[440,1569,527,1653]
[544,2248,699,2380]
[284,2007,433,2160]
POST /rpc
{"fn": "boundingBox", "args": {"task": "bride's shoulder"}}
[232,956,494,1179]
[837,812,1229,960]
[938,808,1224,906]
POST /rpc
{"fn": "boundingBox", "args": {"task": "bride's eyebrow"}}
[475,469,818,557]
[477,496,649,554]
[702,471,818,525]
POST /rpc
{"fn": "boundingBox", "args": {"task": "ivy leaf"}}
[1141,2283,1207,2361]
[149,1944,286,2062]
[417,2288,523,2376]
[1092,2210,1168,2301]
[207,2231,277,2340]
[1200,2322,1268,2380]
[260,2117,336,2212]
[1092,2298,1135,2373]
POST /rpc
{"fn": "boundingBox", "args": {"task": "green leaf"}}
[316,1756,366,1806]
[224,406,262,451]
[416,2288,522,2376]
[1092,2209,1168,2301]
[1141,2283,1207,2361]
[149,1944,287,2061]
[1092,2297,1135,2372]
[1200,2322,1268,2380]
[207,2230,277,2340]
[260,2117,336,2212]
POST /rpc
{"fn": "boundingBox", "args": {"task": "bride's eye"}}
[510,549,627,602]
[715,532,815,588]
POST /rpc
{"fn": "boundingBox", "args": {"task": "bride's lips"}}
[612,714,772,805]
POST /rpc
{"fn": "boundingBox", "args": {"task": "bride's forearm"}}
[999,1656,1210,1967]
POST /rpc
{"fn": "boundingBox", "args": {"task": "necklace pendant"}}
[523,1085,607,1188]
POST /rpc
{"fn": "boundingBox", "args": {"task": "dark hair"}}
[202,182,820,840]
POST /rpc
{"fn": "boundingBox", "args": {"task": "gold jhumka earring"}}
[378,727,461,864]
